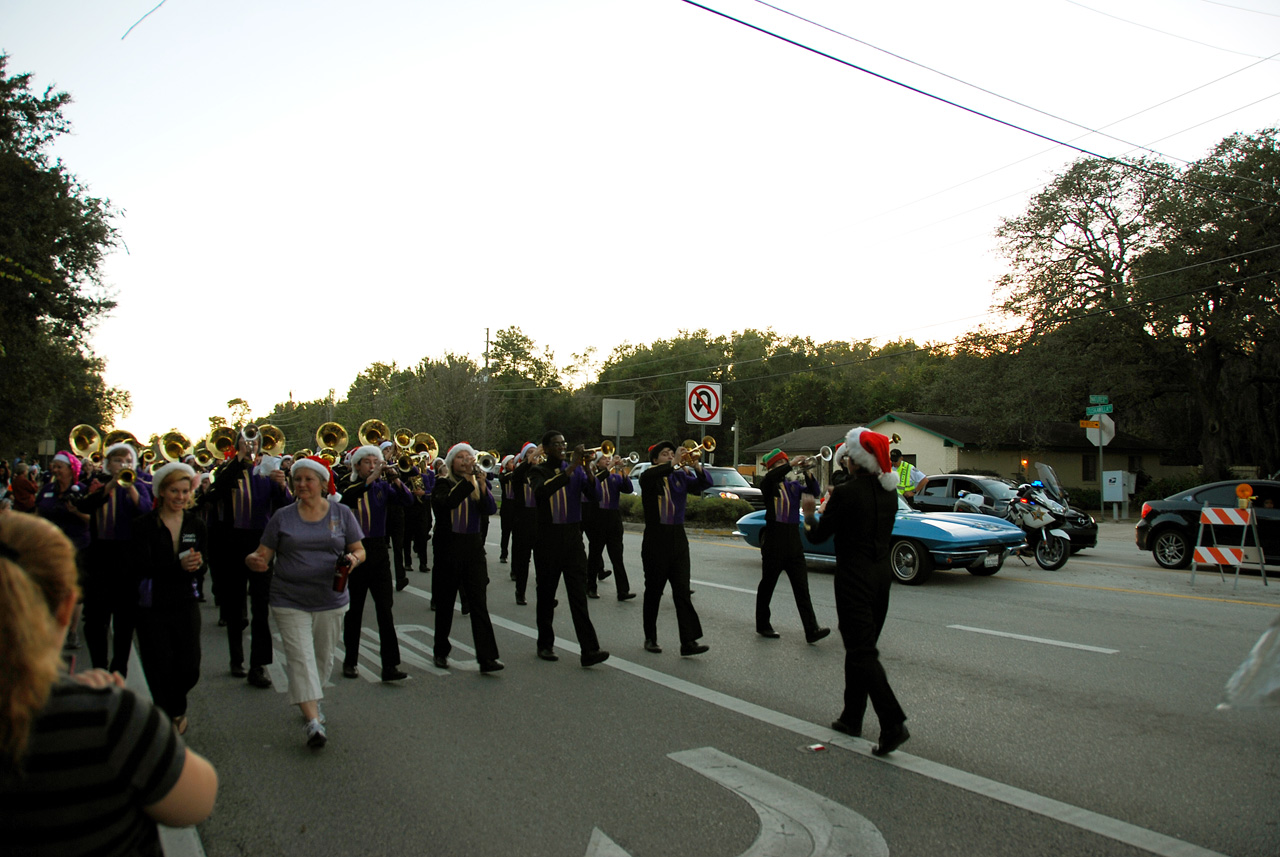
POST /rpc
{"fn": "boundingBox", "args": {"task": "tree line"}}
[4,52,1275,479]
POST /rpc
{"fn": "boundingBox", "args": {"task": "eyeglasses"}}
[549,440,568,447]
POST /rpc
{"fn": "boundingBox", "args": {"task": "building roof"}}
[745,412,1159,456]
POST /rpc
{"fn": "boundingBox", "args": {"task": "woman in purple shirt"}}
[246,457,365,749]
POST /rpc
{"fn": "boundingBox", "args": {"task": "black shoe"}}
[600,569,612,580]
[618,591,637,601]
[516,593,527,605]
[499,555,508,563]
[381,669,409,682]
[218,618,228,627]
[396,578,409,592]
[872,724,910,756]
[509,571,516,581]
[644,639,662,653]
[806,627,832,644]
[461,604,470,615]
[580,649,610,667]
[342,664,359,679]
[758,628,780,639]
[553,599,559,607]
[587,590,600,599]
[680,642,710,657]
[831,718,862,738]
[537,648,559,661]
[247,666,272,688]
[230,663,247,678]
[433,655,448,669]
[479,659,505,673]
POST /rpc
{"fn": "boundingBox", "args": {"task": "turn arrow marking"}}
[585,747,888,857]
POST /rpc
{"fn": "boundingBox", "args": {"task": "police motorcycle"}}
[954,463,1073,571]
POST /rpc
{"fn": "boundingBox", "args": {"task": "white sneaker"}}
[306,718,327,749]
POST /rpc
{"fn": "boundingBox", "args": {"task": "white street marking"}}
[947,625,1119,654]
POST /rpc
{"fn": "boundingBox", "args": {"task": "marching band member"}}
[638,441,711,656]
[205,431,290,687]
[405,455,435,576]
[586,453,635,601]
[380,442,412,592]
[496,454,516,564]
[528,431,609,667]
[79,442,154,675]
[754,448,829,644]
[36,450,90,649]
[430,443,502,672]
[133,462,205,734]
[246,456,365,749]
[338,445,411,682]
[509,443,540,606]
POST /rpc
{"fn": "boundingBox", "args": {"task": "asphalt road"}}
[149,519,1279,857]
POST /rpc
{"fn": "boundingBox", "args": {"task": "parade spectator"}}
[133,462,205,735]
[246,457,365,749]
[10,463,37,512]
[0,512,219,854]
[35,451,89,649]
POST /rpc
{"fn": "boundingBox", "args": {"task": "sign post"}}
[600,399,635,457]
[1085,397,1116,517]
[685,382,722,426]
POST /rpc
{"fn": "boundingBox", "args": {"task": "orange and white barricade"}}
[1191,505,1268,590]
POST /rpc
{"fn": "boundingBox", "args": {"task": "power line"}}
[1066,0,1280,59]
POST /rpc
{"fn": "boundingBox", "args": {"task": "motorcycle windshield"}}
[1035,463,1065,502]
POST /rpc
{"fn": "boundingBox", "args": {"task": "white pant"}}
[270,604,349,706]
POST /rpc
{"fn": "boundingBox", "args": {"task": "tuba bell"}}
[206,426,239,461]
[103,429,140,451]
[259,424,286,455]
[315,422,349,455]
[358,419,390,448]
[411,432,438,461]
[160,431,193,462]
[69,425,103,460]
[394,427,414,451]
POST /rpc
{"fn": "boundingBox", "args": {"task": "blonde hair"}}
[0,514,79,766]
[155,468,197,510]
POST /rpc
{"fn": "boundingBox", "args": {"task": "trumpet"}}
[476,451,499,473]
[395,453,415,474]
[677,436,716,466]
[259,425,286,455]
[358,419,390,447]
[316,422,349,454]
[890,433,901,444]
[793,446,834,471]
[582,440,617,457]
[117,468,137,486]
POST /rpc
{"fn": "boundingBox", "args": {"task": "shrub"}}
[1134,469,1206,505]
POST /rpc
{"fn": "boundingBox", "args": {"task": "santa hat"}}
[844,428,898,492]
[648,441,676,463]
[500,454,515,471]
[349,445,383,470]
[379,441,395,454]
[103,442,137,468]
[292,455,338,496]
[518,442,538,462]
[762,448,788,469]
[830,442,848,466]
[444,442,477,470]
[51,451,82,481]
[151,461,196,492]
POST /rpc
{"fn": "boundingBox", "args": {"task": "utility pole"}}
[482,328,490,448]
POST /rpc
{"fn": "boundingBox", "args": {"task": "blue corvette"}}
[733,497,1028,584]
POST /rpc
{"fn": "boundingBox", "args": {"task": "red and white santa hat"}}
[444,442,477,470]
[844,427,898,492]
[349,445,383,470]
[517,442,538,462]
[291,455,338,496]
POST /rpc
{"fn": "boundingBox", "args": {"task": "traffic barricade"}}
[1190,505,1269,590]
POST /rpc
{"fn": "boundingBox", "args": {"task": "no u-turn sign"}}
[686,382,722,425]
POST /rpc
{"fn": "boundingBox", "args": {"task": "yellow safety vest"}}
[896,460,915,494]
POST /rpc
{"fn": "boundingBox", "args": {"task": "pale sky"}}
[4,0,1278,440]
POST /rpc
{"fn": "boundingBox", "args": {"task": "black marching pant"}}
[641,525,702,645]
[510,510,536,600]
[534,523,600,652]
[757,524,820,635]
[82,540,139,674]
[221,528,273,669]
[431,533,499,661]
[343,536,401,673]
[834,566,905,731]
[498,506,514,560]
[135,602,202,719]
[387,505,408,583]
[586,508,630,595]
[406,502,432,569]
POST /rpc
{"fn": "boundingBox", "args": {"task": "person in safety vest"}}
[889,449,924,499]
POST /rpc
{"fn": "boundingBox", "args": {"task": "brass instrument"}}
[315,422,349,454]
[476,451,498,473]
[207,426,239,461]
[677,436,716,466]
[794,446,834,471]
[411,432,438,460]
[103,429,140,450]
[148,460,166,476]
[622,452,640,465]
[394,427,415,451]
[890,433,902,444]
[69,424,103,460]
[117,468,137,486]
[582,440,617,457]
[140,448,157,467]
[241,424,261,446]
[396,453,415,474]
[358,419,390,447]
[194,448,215,468]
[259,425,286,455]
[160,431,193,462]
[318,447,340,465]
[292,448,314,461]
